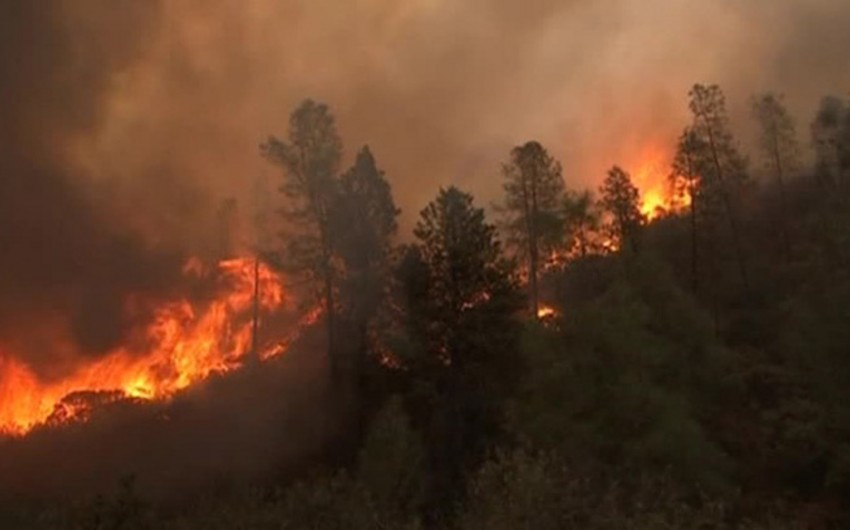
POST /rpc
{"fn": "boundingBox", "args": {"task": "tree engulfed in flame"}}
[0,258,287,436]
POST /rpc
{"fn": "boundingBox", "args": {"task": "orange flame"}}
[537,305,558,319]
[630,145,672,221]
[0,257,289,436]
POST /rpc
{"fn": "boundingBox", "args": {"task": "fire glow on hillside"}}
[0,257,297,437]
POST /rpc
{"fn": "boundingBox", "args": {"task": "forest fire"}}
[632,145,674,220]
[0,257,289,437]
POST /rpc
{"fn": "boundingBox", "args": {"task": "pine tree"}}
[751,92,799,258]
[811,96,850,192]
[688,84,750,288]
[670,128,708,291]
[598,166,644,253]
[333,146,399,327]
[331,146,400,427]
[407,187,524,516]
[499,141,565,317]
[261,99,343,379]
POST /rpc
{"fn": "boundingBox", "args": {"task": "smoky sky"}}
[75,0,850,224]
[0,1,183,377]
[1,0,849,371]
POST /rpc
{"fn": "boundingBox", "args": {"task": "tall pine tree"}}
[499,141,565,317]
[406,187,524,517]
[261,99,343,379]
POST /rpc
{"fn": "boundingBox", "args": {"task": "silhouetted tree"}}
[498,141,565,316]
[752,92,799,258]
[406,187,524,517]
[331,146,400,429]
[811,96,850,192]
[670,128,708,290]
[599,166,644,253]
[688,84,750,288]
[333,146,399,327]
[261,99,343,379]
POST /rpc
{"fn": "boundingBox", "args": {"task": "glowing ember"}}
[537,305,558,319]
[0,257,290,436]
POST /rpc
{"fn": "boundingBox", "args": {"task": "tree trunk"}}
[689,190,698,292]
[705,126,750,290]
[528,169,540,317]
[323,260,337,380]
[771,131,792,261]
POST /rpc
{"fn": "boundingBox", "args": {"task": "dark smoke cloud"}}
[0,1,186,377]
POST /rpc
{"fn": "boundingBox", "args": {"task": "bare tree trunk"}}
[323,253,337,381]
[690,190,699,292]
[770,132,792,261]
[529,243,539,316]
[529,168,540,317]
[705,126,750,290]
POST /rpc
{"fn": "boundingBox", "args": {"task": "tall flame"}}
[630,144,672,220]
[0,257,288,436]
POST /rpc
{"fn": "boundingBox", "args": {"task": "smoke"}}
[1,0,848,375]
[74,0,850,231]
[0,1,196,378]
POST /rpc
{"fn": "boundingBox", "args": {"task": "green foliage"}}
[357,396,425,523]
[511,256,735,491]
[459,448,567,530]
[409,187,523,380]
[403,186,524,514]
[459,448,739,530]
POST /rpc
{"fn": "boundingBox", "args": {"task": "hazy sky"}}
[73,0,850,235]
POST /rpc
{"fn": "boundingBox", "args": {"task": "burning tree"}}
[562,189,602,259]
[498,141,565,317]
